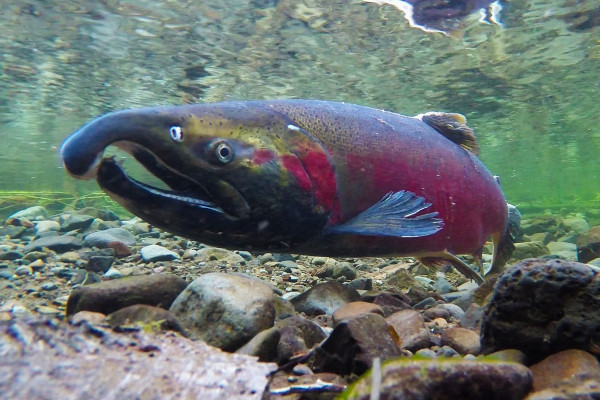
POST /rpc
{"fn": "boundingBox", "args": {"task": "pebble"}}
[194,247,246,264]
[84,228,136,247]
[106,304,186,335]
[86,255,115,273]
[41,282,58,291]
[59,214,95,232]
[386,309,430,352]
[28,259,45,271]
[8,206,48,221]
[140,244,180,262]
[103,268,122,280]
[0,251,23,261]
[23,235,83,253]
[0,270,15,280]
[34,220,60,234]
[423,307,450,321]
[546,241,577,260]
[58,251,81,263]
[413,297,438,310]
[441,327,481,355]
[332,301,384,325]
[15,265,32,276]
[529,349,600,392]
[290,281,360,316]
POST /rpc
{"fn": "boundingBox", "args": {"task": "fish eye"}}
[169,126,183,141]
[208,140,234,164]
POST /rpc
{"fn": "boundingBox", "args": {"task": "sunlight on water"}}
[0,0,599,216]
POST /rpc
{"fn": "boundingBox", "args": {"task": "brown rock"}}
[529,349,600,392]
[332,301,384,326]
[423,306,450,321]
[441,327,480,355]
[66,274,188,317]
[386,309,430,352]
[275,316,327,364]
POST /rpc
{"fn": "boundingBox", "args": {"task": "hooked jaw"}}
[59,107,246,236]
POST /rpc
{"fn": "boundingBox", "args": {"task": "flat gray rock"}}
[23,235,83,253]
[0,314,275,400]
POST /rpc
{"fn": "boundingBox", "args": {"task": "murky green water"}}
[1,0,599,219]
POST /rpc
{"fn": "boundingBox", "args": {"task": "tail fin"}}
[489,204,520,274]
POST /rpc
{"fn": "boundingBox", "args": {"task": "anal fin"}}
[325,191,443,238]
[420,251,484,284]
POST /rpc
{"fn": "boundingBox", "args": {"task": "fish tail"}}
[489,225,516,274]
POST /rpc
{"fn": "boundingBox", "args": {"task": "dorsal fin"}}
[416,112,479,155]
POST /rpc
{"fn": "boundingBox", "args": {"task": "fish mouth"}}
[98,143,249,221]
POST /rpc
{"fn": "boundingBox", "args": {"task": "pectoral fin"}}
[325,191,443,238]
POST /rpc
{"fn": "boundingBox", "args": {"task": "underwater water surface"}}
[0,0,599,219]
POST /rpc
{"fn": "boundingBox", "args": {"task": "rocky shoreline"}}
[2,205,600,399]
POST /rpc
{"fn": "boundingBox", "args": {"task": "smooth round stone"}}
[0,270,15,280]
[423,307,450,321]
[530,349,600,392]
[437,302,466,320]
[140,245,180,262]
[193,247,244,264]
[290,281,361,316]
[84,228,136,247]
[103,268,122,280]
[15,266,32,276]
[169,272,278,351]
[40,282,58,291]
[441,327,481,355]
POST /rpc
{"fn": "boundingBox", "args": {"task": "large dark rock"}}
[480,258,600,362]
[341,358,532,400]
[66,274,188,317]
[312,313,402,375]
[290,281,361,316]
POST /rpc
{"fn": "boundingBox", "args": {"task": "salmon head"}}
[59,102,337,250]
